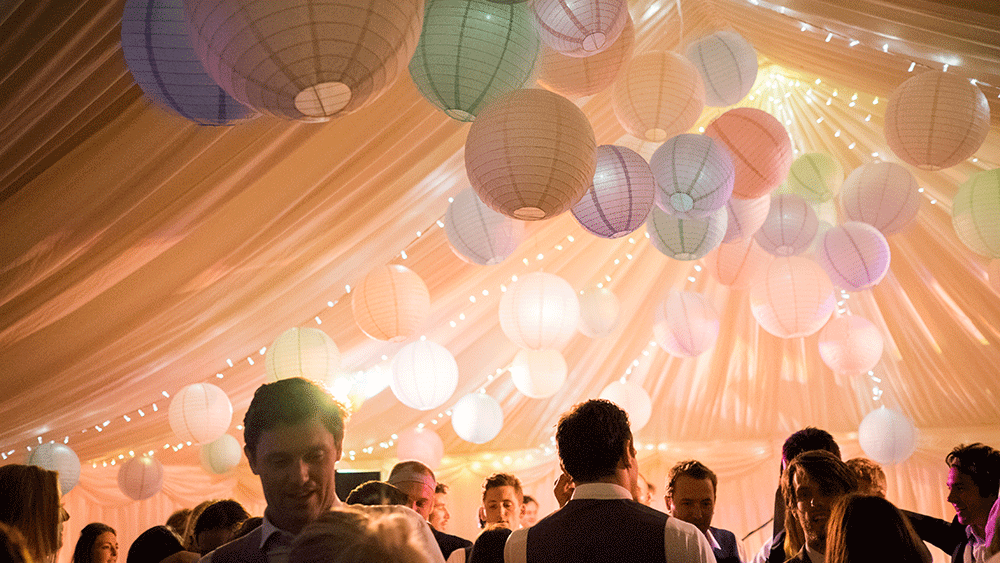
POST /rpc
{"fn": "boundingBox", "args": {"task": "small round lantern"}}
[613,51,706,142]
[647,205,727,261]
[599,380,651,431]
[28,443,81,495]
[451,393,504,444]
[685,31,758,107]
[705,108,792,199]
[536,15,634,99]
[704,237,773,289]
[722,194,770,242]
[815,222,891,291]
[577,286,621,338]
[787,153,843,203]
[390,341,459,410]
[749,256,835,338]
[118,456,164,501]
[352,264,431,341]
[168,383,233,445]
[840,162,921,235]
[499,272,580,350]
[265,327,341,383]
[754,194,818,256]
[532,0,629,57]
[858,406,917,465]
[466,88,597,220]
[444,188,526,265]
[650,134,735,218]
[200,434,242,474]
[653,291,720,357]
[572,145,657,238]
[818,315,883,375]
[952,169,1000,258]
[510,349,568,399]
[396,427,445,469]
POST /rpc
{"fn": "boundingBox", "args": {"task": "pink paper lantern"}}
[352,265,431,342]
[647,205,728,261]
[750,257,835,338]
[653,291,720,357]
[532,0,629,57]
[613,51,706,142]
[722,194,770,242]
[704,237,773,289]
[599,380,651,431]
[685,31,758,107]
[536,15,634,98]
[118,456,164,501]
[818,315,883,375]
[754,194,818,256]
[815,222,891,291]
[168,383,233,445]
[840,162,921,235]
[650,134,734,218]
[510,349,568,399]
[572,145,656,238]
[499,272,580,350]
[396,427,444,470]
[444,188,526,265]
[705,108,792,200]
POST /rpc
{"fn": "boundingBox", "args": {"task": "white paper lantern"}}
[572,145,657,238]
[952,169,1000,258]
[750,257,835,338]
[499,272,580,350]
[352,264,431,342]
[815,222,891,291]
[265,327,341,383]
[650,134,734,218]
[27,443,81,495]
[117,456,164,501]
[685,31,757,107]
[599,380,651,431]
[647,205,727,260]
[451,393,504,444]
[754,194,818,256]
[532,0,629,57]
[704,237,773,289]
[841,162,921,235]
[577,286,620,338]
[445,188,526,265]
[396,427,444,469]
[818,315,883,375]
[168,383,233,445]
[858,406,917,465]
[722,194,770,242]
[510,349,568,399]
[787,153,843,203]
[200,434,243,475]
[653,291,719,357]
[390,341,459,411]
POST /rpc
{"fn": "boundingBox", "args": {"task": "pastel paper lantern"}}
[787,153,843,203]
[571,145,657,238]
[396,427,444,469]
[650,134,734,218]
[451,393,504,444]
[27,443,81,495]
[653,291,720,357]
[121,0,257,125]
[989,259,1000,293]
[749,256,835,338]
[390,341,459,410]
[532,0,629,57]
[858,406,917,465]
[840,162,921,235]
[265,327,341,383]
[536,15,634,99]
[705,108,792,199]
[599,380,651,431]
[952,169,1000,258]
[409,0,539,121]
[818,315,883,375]
[466,88,597,220]
[577,286,620,338]
[200,434,243,474]
[754,194,818,256]
[510,349,568,398]
[815,222,891,291]
[444,188,526,265]
[884,70,990,170]
[168,383,233,445]
[185,0,425,121]
[117,456,164,501]
[704,237,773,289]
[613,51,706,142]
[499,272,580,350]
[647,205,728,261]
[722,194,770,242]
[352,265,431,341]
[685,31,758,107]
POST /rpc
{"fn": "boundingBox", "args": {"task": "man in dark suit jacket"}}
[665,459,742,563]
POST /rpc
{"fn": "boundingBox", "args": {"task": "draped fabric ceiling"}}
[2,1,999,562]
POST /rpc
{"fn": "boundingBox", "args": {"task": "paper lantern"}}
[571,145,657,238]
[117,456,164,501]
[168,383,233,445]
[722,194,770,242]
[754,194,818,257]
[185,0,425,121]
[858,407,917,465]
[466,88,597,220]
[532,0,629,57]
[599,380,651,431]
[200,434,243,474]
[818,315,883,375]
[653,291,719,357]
[989,260,1000,293]
[265,327,340,383]
[685,31,757,107]
[536,15,634,98]
[884,70,990,170]
[815,222,891,291]
[444,188,526,265]
[27,443,81,495]
[352,265,431,341]
[952,169,1000,258]
[787,153,843,203]
[840,162,921,235]
[749,257,835,338]
[396,427,444,469]
[705,108,792,199]
[390,341,459,410]
[499,272,580,350]
[704,237,773,289]
[650,134,734,218]
[409,0,539,121]
[613,51,706,142]
[577,286,620,338]
[451,393,504,443]
[510,349,568,399]
[647,205,728,261]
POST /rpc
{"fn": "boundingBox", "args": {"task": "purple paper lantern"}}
[754,194,818,256]
[650,134,734,218]
[815,222,891,291]
[571,145,656,238]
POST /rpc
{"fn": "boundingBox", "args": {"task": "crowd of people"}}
[2,377,999,563]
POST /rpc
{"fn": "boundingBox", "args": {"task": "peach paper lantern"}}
[685,31,758,107]
[647,205,727,261]
[705,108,792,199]
[840,162,921,235]
[396,427,444,469]
[884,70,990,170]
[352,264,431,341]
[510,349,568,399]
[613,51,706,142]
[952,169,1000,258]
[818,315,883,375]
[749,256,835,338]
[650,134,734,218]
[858,406,917,465]
[572,145,657,238]
[390,341,459,410]
[704,237,773,290]
[499,272,581,350]
[28,443,81,495]
[451,393,504,444]
[815,222,891,291]
[466,88,597,220]
[444,188,526,265]
[532,0,629,57]
[653,291,720,357]
[265,327,340,383]
[536,15,634,99]
[754,194,818,256]
[118,456,164,501]
[577,286,620,338]
[599,380,651,431]
[168,383,233,445]
[722,194,770,242]
[787,153,843,203]
[200,434,242,474]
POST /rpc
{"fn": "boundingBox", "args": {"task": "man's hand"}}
[553,471,575,508]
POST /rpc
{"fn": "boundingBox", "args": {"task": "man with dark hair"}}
[480,473,526,530]
[192,500,250,555]
[667,460,741,563]
[504,399,713,563]
[344,480,409,507]
[780,450,857,563]
[845,457,887,498]
[388,460,472,560]
[430,483,452,532]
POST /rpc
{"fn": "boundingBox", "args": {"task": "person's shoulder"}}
[433,527,473,551]
[711,527,737,540]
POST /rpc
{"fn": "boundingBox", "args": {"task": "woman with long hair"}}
[0,464,69,563]
[825,494,930,563]
[72,523,118,563]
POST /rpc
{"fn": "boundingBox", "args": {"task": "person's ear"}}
[478,506,486,521]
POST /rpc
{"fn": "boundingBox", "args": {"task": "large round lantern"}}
[749,257,835,338]
[390,341,459,410]
[265,327,341,383]
[168,383,233,445]
[532,0,629,57]
[396,427,444,469]
[499,272,580,350]
[577,286,621,338]
[466,88,597,220]
[787,153,843,203]
[352,264,431,341]
[858,406,917,465]
[572,145,656,238]
[121,0,256,125]
[444,188,526,265]
[653,291,720,357]
[510,349,568,399]
[754,194,818,256]
[409,0,539,121]
[722,194,770,242]
[705,108,792,199]
[200,434,243,475]
[451,393,504,444]
[818,315,883,375]
[650,134,734,218]
[685,31,757,107]
[613,51,706,142]
[840,162,921,235]
[647,205,727,260]
[184,0,425,121]
[118,456,164,501]
[599,380,651,431]
[952,169,1000,258]
[704,237,772,289]
[28,443,81,495]
[815,222,891,291]
[536,15,634,99]
[884,71,990,170]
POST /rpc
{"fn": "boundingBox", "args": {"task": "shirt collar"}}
[258,514,295,550]
[571,482,633,500]
[804,543,824,563]
[706,528,721,550]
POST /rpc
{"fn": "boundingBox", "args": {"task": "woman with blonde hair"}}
[289,508,432,563]
[825,494,930,563]
[0,464,69,563]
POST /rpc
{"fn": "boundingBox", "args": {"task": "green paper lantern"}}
[787,153,843,203]
[409,0,539,121]
[953,169,1000,258]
